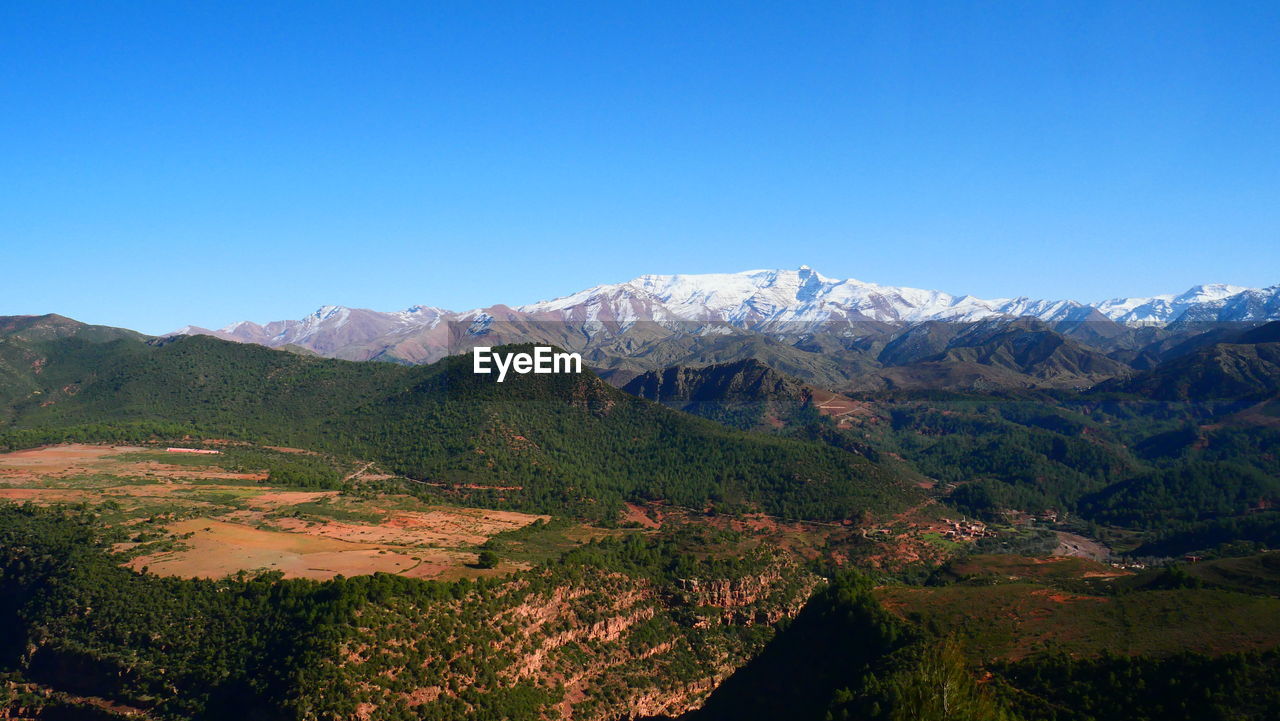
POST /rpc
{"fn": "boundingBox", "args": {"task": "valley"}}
[0,309,1278,720]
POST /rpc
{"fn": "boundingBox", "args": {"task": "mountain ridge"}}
[174,269,1280,365]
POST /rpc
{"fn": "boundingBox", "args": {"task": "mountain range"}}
[175,266,1280,358]
[169,268,1280,391]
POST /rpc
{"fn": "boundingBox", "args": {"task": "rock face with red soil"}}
[326,549,819,721]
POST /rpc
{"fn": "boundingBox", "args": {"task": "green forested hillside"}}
[1107,341,1280,401]
[618,348,1280,555]
[0,329,913,522]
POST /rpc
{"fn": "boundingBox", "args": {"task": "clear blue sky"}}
[3,1,1277,334]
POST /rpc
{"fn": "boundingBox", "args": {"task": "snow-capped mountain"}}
[513,266,1106,326]
[1175,285,1280,324]
[1093,284,1251,324]
[173,267,1279,364]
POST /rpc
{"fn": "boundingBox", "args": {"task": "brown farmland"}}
[0,444,552,581]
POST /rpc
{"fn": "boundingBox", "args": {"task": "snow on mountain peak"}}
[1094,283,1255,323]
[219,320,259,334]
[311,305,348,320]
[513,268,1061,325]
[1173,283,1248,304]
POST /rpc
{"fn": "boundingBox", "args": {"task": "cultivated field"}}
[0,444,571,581]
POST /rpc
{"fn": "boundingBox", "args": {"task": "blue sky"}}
[3,1,1278,334]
